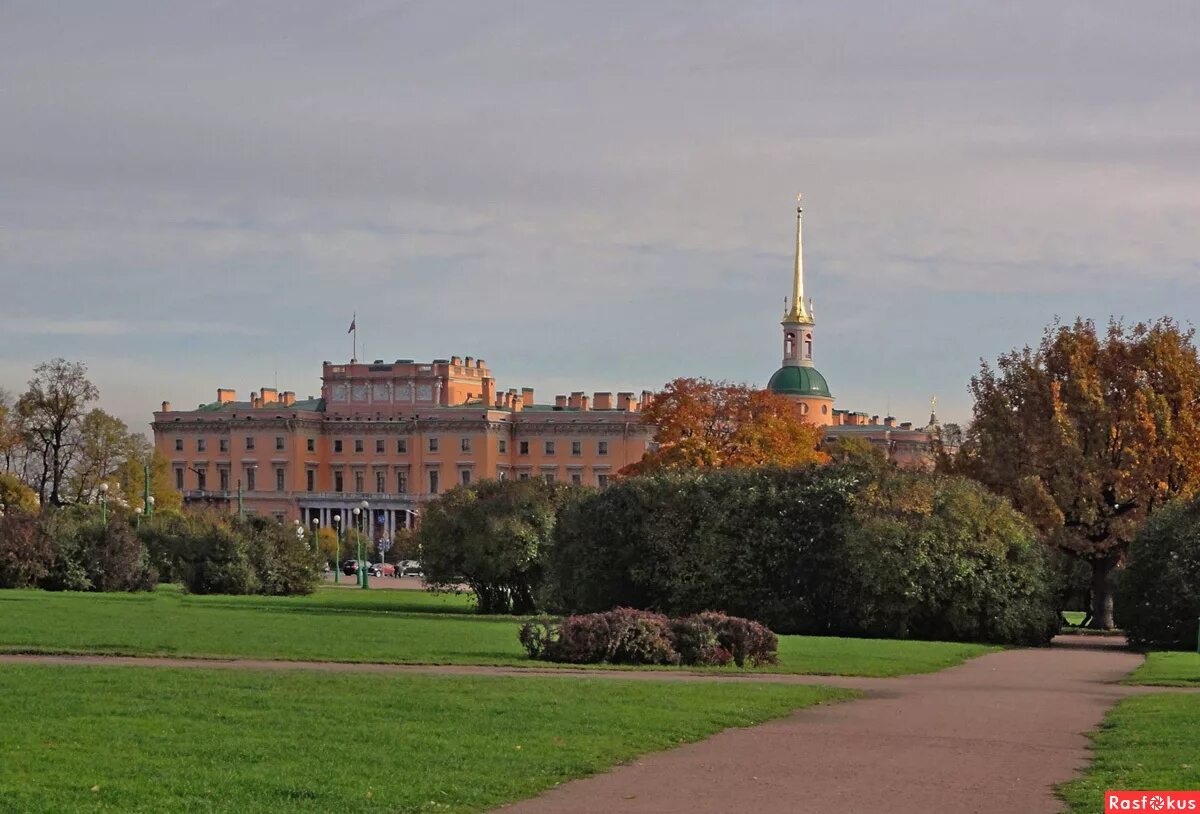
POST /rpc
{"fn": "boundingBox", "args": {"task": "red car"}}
[367,562,396,577]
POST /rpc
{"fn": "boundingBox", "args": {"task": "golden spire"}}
[788,193,810,322]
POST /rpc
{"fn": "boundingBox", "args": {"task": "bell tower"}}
[767,193,834,424]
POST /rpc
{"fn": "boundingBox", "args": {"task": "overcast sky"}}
[3,1,1199,433]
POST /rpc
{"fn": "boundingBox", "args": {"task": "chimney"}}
[481,377,496,408]
[476,358,485,369]
[833,411,844,426]
[282,391,296,407]
[555,395,568,409]
[161,401,172,412]
[217,388,236,404]
[251,395,261,408]
[593,392,613,410]
[512,393,524,412]
[464,356,474,368]
[502,392,512,409]
[884,416,896,428]
[580,395,590,411]
[522,387,535,407]
[870,415,879,425]
[617,392,635,410]
[568,391,583,409]
[640,390,654,408]
[900,422,913,430]
[450,355,462,366]
[260,388,278,404]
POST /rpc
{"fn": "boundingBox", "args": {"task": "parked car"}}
[367,562,396,577]
[401,566,425,578]
[341,559,362,576]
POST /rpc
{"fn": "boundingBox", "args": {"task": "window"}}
[597,441,609,456]
[334,439,343,453]
[219,438,229,453]
[519,440,529,455]
[196,438,206,452]
[197,469,207,490]
[460,469,471,485]
[571,440,581,456]
[460,437,471,453]
[544,441,555,455]
[499,439,507,454]
[174,439,183,451]
[571,472,582,485]
[354,471,364,492]
[307,438,315,453]
[428,437,439,453]
[275,436,285,451]
[376,439,384,454]
[429,470,440,495]
[219,469,230,491]
[518,472,530,481]
[396,439,407,454]
[276,468,285,491]
[376,471,386,493]
[175,468,184,490]
[306,469,315,492]
[334,471,344,492]
[396,471,408,493]
[245,436,255,451]
[597,474,609,489]
[354,439,364,453]
[246,468,256,491]
[543,473,556,484]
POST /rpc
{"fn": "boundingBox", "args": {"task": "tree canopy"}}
[956,317,1200,628]
[621,377,828,476]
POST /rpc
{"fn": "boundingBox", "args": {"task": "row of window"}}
[176,466,611,495]
[173,436,611,456]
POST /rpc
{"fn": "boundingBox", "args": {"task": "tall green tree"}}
[69,409,145,504]
[113,448,183,514]
[957,317,1200,629]
[17,359,99,506]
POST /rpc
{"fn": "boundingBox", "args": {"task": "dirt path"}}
[498,637,1172,814]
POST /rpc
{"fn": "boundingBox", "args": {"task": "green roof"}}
[768,366,832,398]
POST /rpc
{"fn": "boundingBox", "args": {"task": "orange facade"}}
[152,356,654,533]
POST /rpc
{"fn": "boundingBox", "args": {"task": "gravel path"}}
[497,637,1182,814]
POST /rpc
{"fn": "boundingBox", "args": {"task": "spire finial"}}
[788,193,808,321]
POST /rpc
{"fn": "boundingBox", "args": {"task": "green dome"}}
[768,365,832,398]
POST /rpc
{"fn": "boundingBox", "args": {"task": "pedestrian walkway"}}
[497,637,1163,814]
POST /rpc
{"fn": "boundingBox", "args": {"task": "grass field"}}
[0,587,996,677]
[1058,694,1200,812]
[0,663,850,813]
[1125,651,1200,687]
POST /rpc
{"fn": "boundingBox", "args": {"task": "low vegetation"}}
[520,609,777,667]
[1125,652,1200,687]
[1058,694,1200,812]
[0,587,997,676]
[0,663,852,813]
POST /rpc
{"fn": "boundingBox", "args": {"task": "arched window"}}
[804,333,813,358]
[785,333,795,357]
[822,404,829,414]
[800,402,809,415]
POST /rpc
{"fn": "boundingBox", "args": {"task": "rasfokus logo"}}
[1106,791,1200,811]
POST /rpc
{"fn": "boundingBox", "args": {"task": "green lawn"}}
[1126,651,1200,687]
[1058,694,1200,812]
[0,587,996,677]
[0,663,851,813]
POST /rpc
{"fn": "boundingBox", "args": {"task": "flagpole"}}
[352,312,357,362]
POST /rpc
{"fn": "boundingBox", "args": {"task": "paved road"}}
[497,637,1163,814]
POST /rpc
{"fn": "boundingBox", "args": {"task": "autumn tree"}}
[17,359,99,506]
[113,449,183,514]
[621,378,828,476]
[956,317,1200,629]
[0,389,23,474]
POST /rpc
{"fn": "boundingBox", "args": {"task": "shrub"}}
[419,479,590,614]
[39,511,156,592]
[1117,497,1200,650]
[0,511,55,588]
[519,609,778,667]
[544,467,1057,646]
[240,516,323,596]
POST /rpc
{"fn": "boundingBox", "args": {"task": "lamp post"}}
[332,513,341,584]
[134,506,143,529]
[357,499,370,589]
[142,461,151,519]
[310,517,320,553]
[147,494,155,519]
[98,483,109,527]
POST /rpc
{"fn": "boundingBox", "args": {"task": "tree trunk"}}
[1088,556,1116,630]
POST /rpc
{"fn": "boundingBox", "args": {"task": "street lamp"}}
[142,461,152,519]
[134,506,143,529]
[332,513,342,584]
[359,499,370,589]
[98,483,109,527]
[147,494,156,519]
[310,517,320,553]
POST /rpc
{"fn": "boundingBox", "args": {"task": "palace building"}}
[152,360,655,529]
[151,196,939,527]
